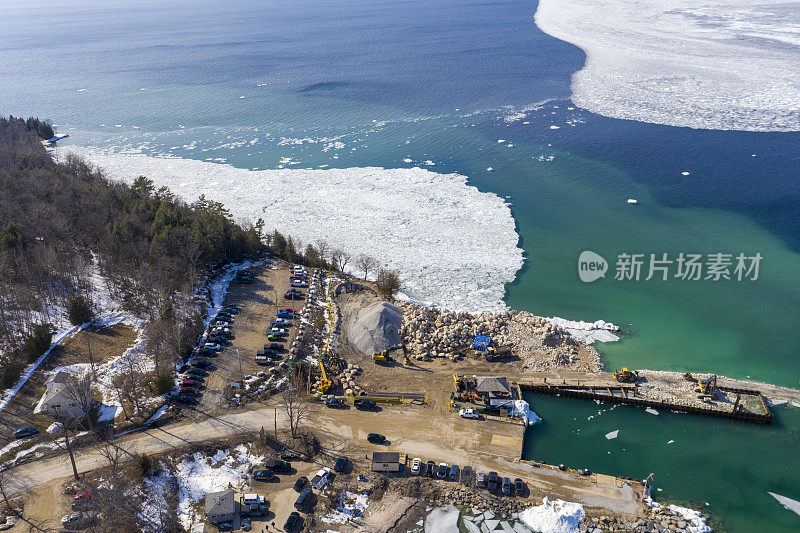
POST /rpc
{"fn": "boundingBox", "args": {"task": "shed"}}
[474,376,512,397]
[371,451,401,472]
[204,489,236,524]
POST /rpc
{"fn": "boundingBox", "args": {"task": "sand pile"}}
[347,301,403,355]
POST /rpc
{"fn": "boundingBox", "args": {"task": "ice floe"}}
[425,504,460,532]
[605,430,619,439]
[768,492,800,517]
[535,0,800,131]
[55,147,523,311]
[545,317,619,344]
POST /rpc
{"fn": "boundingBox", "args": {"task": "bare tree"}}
[332,249,352,273]
[48,411,81,481]
[356,254,379,280]
[278,375,312,439]
[63,372,98,432]
[315,239,330,266]
[0,468,17,515]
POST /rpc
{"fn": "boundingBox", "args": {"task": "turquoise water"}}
[2,1,800,530]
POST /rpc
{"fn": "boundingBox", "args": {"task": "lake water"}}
[2,1,799,530]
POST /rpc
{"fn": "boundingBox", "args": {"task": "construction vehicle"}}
[613,367,638,383]
[453,373,466,392]
[695,374,717,396]
[372,349,389,363]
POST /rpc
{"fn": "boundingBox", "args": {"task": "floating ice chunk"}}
[627,198,639,205]
[497,139,506,143]
[499,521,515,533]
[403,158,414,163]
[486,167,494,171]
[512,399,542,426]
[485,519,500,530]
[792,402,800,408]
[424,160,435,165]
[770,398,788,405]
[464,520,481,533]
[645,408,659,415]
[483,510,495,520]
[667,440,675,444]
[681,171,690,176]
[77,88,86,92]
[605,430,619,439]
[768,492,800,518]
[549,125,560,129]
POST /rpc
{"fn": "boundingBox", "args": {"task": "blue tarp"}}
[472,335,492,351]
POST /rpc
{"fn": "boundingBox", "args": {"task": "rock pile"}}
[398,303,600,371]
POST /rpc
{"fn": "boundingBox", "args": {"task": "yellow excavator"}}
[372,349,390,364]
[613,367,638,383]
[453,373,466,392]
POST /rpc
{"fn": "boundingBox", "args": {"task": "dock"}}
[520,381,774,423]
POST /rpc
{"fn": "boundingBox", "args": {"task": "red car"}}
[74,491,95,501]
[181,379,201,388]
[180,387,200,396]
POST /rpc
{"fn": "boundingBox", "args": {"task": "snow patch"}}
[518,497,585,533]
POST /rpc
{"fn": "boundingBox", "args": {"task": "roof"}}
[204,489,235,517]
[372,452,400,463]
[475,376,511,394]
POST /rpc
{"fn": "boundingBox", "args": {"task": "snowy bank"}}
[518,497,585,533]
[535,0,800,132]
[54,146,524,312]
[545,317,619,344]
[512,399,543,426]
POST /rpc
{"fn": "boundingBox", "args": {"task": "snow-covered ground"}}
[141,444,264,530]
[545,317,619,344]
[535,0,800,131]
[644,494,711,533]
[518,497,585,533]
[320,491,370,524]
[54,146,524,312]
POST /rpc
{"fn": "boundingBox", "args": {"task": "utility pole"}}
[274,407,278,442]
[236,348,243,385]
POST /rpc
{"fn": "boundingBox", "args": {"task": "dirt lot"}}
[0,323,138,457]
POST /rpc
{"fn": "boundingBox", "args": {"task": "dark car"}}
[173,394,198,404]
[293,476,308,492]
[461,466,473,486]
[354,398,377,411]
[487,472,499,492]
[192,359,214,369]
[449,464,460,481]
[334,457,349,473]
[476,471,486,488]
[514,478,526,496]
[294,489,312,511]
[264,459,291,473]
[502,477,512,496]
[185,367,208,377]
[367,433,386,444]
[13,427,38,439]
[283,292,303,300]
[436,463,448,479]
[283,511,303,532]
[252,469,276,482]
[276,311,294,319]
[425,461,436,478]
[324,397,345,409]
[267,342,284,351]
[267,334,285,342]
[179,387,201,396]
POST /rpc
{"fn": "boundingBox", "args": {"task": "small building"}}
[474,376,512,398]
[34,371,87,419]
[371,451,401,472]
[204,489,236,525]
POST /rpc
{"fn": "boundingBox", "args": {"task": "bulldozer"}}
[372,349,391,364]
[613,367,638,383]
[453,373,466,392]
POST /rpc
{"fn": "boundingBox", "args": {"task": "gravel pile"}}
[347,301,403,355]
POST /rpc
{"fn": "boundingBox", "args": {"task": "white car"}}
[410,457,422,475]
[269,328,287,335]
[203,343,222,351]
[459,408,481,420]
[290,280,308,288]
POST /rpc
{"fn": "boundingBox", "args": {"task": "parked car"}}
[173,394,199,404]
[449,464,460,481]
[410,458,422,475]
[425,461,436,478]
[267,334,284,342]
[354,398,377,411]
[192,358,214,369]
[294,488,312,511]
[290,280,308,288]
[179,387,201,396]
[487,472,499,492]
[266,342,284,351]
[284,292,303,300]
[334,457,349,473]
[458,408,481,420]
[185,367,207,377]
[196,348,217,358]
[276,310,295,318]
[281,450,310,462]
[252,469,276,482]
[293,476,308,492]
[367,433,386,444]
[13,427,38,439]
[437,463,448,479]
[514,478,526,496]
[324,397,346,409]
[271,318,290,327]
[268,327,287,336]
[264,459,291,473]
[181,379,202,388]
[461,466,473,486]
[502,477,512,495]
[475,471,486,488]
[283,511,303,532]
